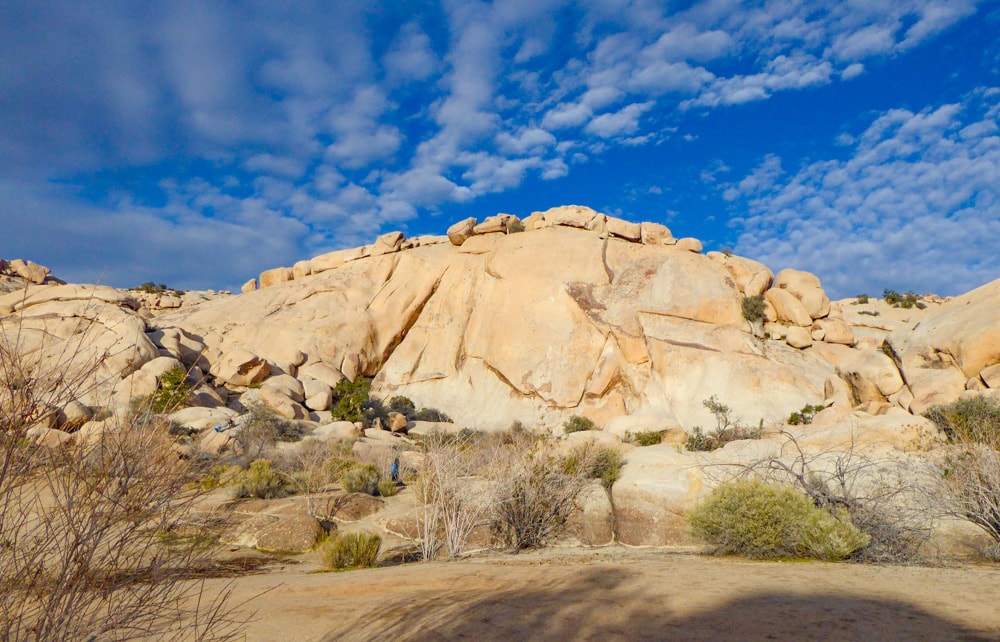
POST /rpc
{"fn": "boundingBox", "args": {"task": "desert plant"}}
[883,289,920,308]
[563,415,595,433]
[492,448,592,551]
[787,403,824,426]
[858,310,880,316]
[330,377,372,423]
[231,459,290,499]
[320,532,382,570]
[689,479,868,560]
[685,396,762,451]
[413,407,453,422]
[506,219,526,233]
[231,403,304,463]
[855,293,869,304]
[740,431,933,563]
[925,396,1000,449]
[628,430,664,446]
[149,366,191,413]
[0,304,246,640]
[377,478,399,497]
[388,395,416,417]
[561,443,624,489]
[342,463,381,495]
[741,294,766,323]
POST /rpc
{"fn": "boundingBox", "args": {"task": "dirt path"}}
[208,548,1000,641]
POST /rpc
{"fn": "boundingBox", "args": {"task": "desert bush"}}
[563,415,595,433]
[685,396,762,451]
[377,478,399,497]
[320,532,382,570]
[330,377,372,423]
[925,396,1000,449]
[741,294,766,323]
[506,219,526,233]
[742,431,933,563]
[342,463,381,495]
[928,396,1000,554]
[689,479,868,560]
[883,289,920,309]
[149,366,191,413]
[492,448,592,551]
[787,403,824,426]
[561,443,624,489]
[858,310,880,316]
[199,464,243,490]
[413,407,453,422]
[855,293,869,304]
[231,459,290,499]
[388,395,416,417]
[232,403,304,462]
[0,312,245,640]
[628,430,664,446]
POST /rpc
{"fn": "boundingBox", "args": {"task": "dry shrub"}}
[0,305,246,640]
[342,463,381,495]
[231,459,290,499]
[320,532,382,570]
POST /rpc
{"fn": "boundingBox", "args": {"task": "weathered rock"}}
[259,383,308,420]
[982,363,1000,388]
[261,374,305,402]
[371,231,405,256]
[639,222,672,245]
[674,237,702,253]
[9,259,50,284]
[259,267,294,288]
[541,205,599,229]
[58,399,93,430]
[322,493,385,521]
[773,268,830,320]
[292,260,313,280]
[140,355,184,380]
[606,217,641,242]
[241,279,258,293]
[765,288,813,327]
[302,378,333,411]
[308,421,360,442]
[299,363,344,389]
[785,325,813,349]
[709,254,773,297]
[224,513,323,553]
[473,214,515,235]
[815,317,855,346]
[388,412,409,433]
[567,480,615,546]
[215,349,270,386]
[447,217,478,246]
[836,349,905,405]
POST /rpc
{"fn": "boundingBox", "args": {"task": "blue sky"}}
[1,1,998,298]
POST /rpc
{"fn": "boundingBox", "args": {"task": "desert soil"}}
[207,547,1000,641]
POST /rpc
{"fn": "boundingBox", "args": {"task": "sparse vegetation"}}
[741,294,766,324]
[883,289,922,309]
[320,532,382,570]
[149,366,191,413]
[855,293,869,304]
[689,479,869,560]
[233,402,303,462]
[133,281,185,296]
[685,396,762,451]
[627,430,664,446]
[787,404,824,426]
[563,415,595,433]
[927,396,1000,554]
[858,310,880,316]
[507,219,526,233]
[342,463,382,495]
[231,459,290,499]
[562,443,624,489]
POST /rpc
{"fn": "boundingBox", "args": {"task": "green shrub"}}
[689,479,868,560]
[925,396,1000,449]
[883,289,920,309]
[563,415,595,434]
[198,464,242,490]
[741,294,766,323]
[507,219,525,233]
[388,396,416,417]
[233,403,303,461]
[342,463,381,495]
[562,444,624,489]
[150,367,190,413]
[855,293,869,304]
[231,459,290,499]
[330,378,372,423]
[320,532,382,570]
[377,479,399,497]
[413,407,452,422]
[787,404,824,426]
[629,430,664,446]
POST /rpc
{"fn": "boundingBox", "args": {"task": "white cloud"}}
[727,92,1000,297]
[584,102,653,138]
[383,22,439,84]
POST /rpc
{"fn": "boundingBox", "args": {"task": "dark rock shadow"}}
[322,566,993,641]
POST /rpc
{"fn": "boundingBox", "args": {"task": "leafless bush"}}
[736,430,934,563]
[414,431,500,560]
[935,441,1000,556]
[1,308,246,640]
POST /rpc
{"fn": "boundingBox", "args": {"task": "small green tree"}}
[150,367,190,413]
[741,294,766,323]
[563,415,595,433]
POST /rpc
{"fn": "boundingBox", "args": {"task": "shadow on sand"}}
[322,565,991,641]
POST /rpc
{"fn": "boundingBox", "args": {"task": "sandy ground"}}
[206,547,1000,641]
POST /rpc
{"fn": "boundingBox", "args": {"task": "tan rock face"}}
[259,267,293,288]
[709,253,773,297]
[9,259,50,284]
[447,217,477,246]
[765,288,813,327]
[215,349,270,386]
[773,268,830,319]
[785,325,813,349]
[836,349,905,405]
[639,222,672,245]
[540,204,600,229]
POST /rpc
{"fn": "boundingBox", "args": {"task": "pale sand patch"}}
[208,548,1000,641]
